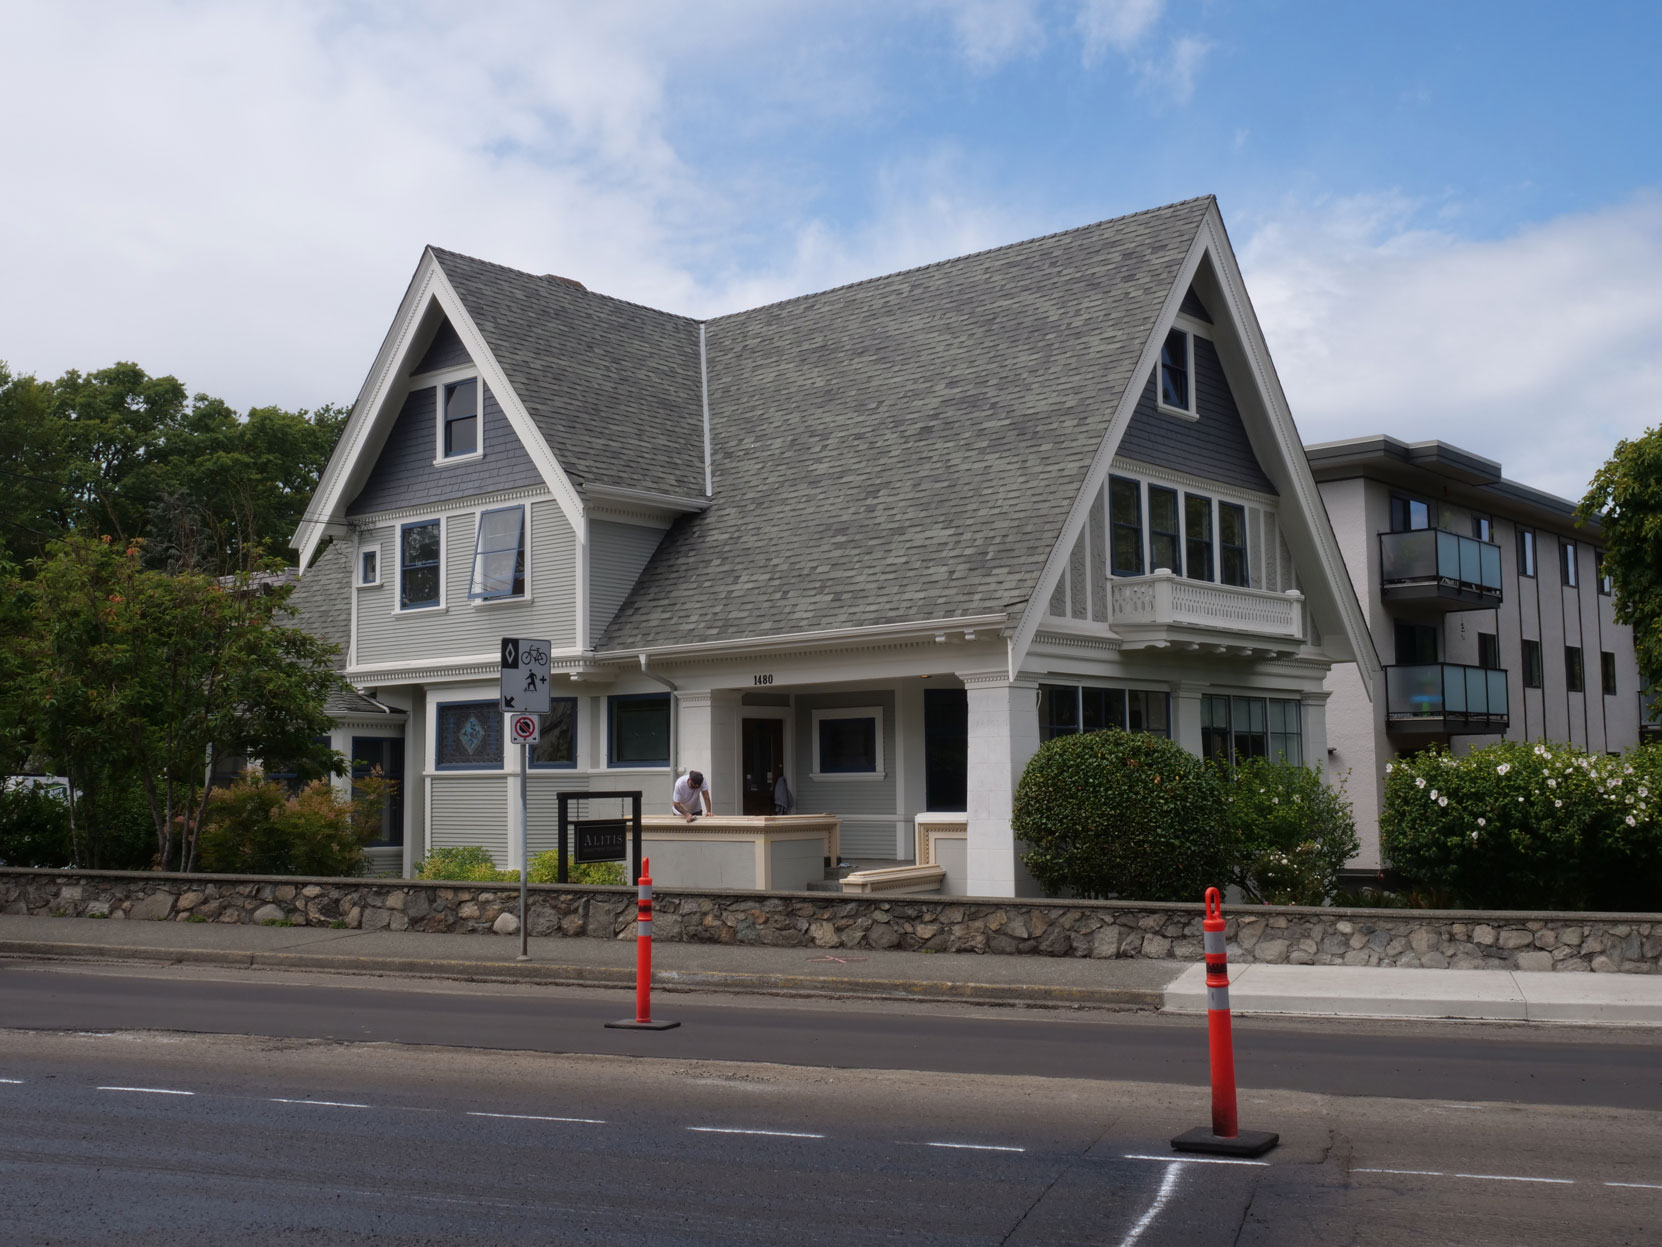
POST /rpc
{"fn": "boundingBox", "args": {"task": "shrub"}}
[413,846,624,885]
[197,773,386,877]
[1217,757,1359,906]
[528,851,624,886]
[1014,729,1227,901]
[1381,740,1662,910]
[0,783,72,867]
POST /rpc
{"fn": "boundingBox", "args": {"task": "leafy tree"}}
[1215,757,1359,906]
[1581,427,1662,699]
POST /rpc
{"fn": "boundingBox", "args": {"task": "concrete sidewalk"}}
[4,913,1662,1025]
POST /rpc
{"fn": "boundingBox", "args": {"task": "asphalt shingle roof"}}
[431,248,706,498]
[599,197,1213,651]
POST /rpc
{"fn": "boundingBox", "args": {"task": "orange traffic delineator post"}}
[1171,886,1277,1157]
[605,858,680,1031]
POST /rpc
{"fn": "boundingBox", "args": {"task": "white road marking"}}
[1356,1167,1573,1185]
[1123,1153,1268,1167]
[468,1111,606,1124]
[1118,1159,1184,1247]
[1356,1168,1446,1177]
[1606,1182,1662,1190]
[687,1127,825,1139]
[271,1098,370,1109]
[0,1078,24,1084]
[922,1142,1026,1153]
[97,1086,194,1095]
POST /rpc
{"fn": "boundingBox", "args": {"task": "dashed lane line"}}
[921,1142,1026,1153]
[1607,1182,1662,1190]
[688,1127,826,1139]
[1355,1168,1574,1185]
[271,1098,371,1109]
[96,1086,194,1095]
[468,1111,606,1124]
[0,1078,23,1084]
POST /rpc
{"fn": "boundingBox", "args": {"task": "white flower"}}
[1627,815,1637,827]
[1470,830,1480,843]
[1438,796,1448,807]
[1271,797,1280,805]
[1642,787,1650,798]
[1611,777,1623,788]
[1519,796,1525,803]
[1386,762,1394,774]
[1555,799,1563,808]
[1430,789,1439,800]
[1626,765,1635,775]
[1496,763,1511,776]
[1548,778,1557,789]
[1477,817,1486,827]
[1416,778,1427,789]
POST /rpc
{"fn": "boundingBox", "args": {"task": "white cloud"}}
[1240,192,1662,501]
[948,0,1047,72]
[1161,35,1212,105]
[1076,0,1164,64]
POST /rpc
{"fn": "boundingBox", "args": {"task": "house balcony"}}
[1379,529,1502,611]
[1110,570,1305,655]
[1386,662,1509,734]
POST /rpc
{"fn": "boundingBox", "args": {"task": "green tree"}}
[1581,427,1662,700]
[1215,757,1359,906]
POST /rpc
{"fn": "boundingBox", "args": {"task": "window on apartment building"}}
[468,505,526,600]
[1039,684,1169,742]
[1561,540,1578,587]
[399,520,440,609]
[1472,515,1493,542]
[1389,495,1432,532]
[1478,632,1500,670]
[1185,493,1214,581]
[1517,528,1537,577]
[441,379,479,458]
[1565,645,1585,693]
[1149,486,1182,574]
[1200,695,1303,767]
[358,546,379,587]
[1109,476,1144,576]
[1597,549,1613,596]
[1159,328,1193,413]
[813,707,883,777]
[608,693,671,768]
[1394,621,1439,665]
[1522,639,1543,688]
[531,699,578,768]
[436,701,503,770]
[1219,502,1249,587]
[1602,651,1618,697]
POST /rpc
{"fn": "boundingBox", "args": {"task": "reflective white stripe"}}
[637,920,652,937]
[1207,985,1230,1012]
[1203,930,1227,955]
[638,884,651,900]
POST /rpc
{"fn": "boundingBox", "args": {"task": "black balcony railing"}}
[1386,662,1509,730]
[1379,529,1503,603]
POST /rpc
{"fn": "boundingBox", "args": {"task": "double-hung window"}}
[1219,502,1249,587]
[1184,493,1214,582]
[468,506,525,600]
[1109,476,1144,576]
[399,520,440,610]
[1149,486,1181,574]
[1158,329,1195,416]
[441,379,479,459]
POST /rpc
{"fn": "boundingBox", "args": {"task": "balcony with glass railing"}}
[1378,529,1502,610]
[1385,662,1509,733]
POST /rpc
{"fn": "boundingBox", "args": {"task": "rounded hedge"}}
[1014,729,1228,901]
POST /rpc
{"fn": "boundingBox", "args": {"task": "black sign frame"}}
[556,791,642,883]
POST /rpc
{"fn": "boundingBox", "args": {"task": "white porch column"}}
[1301,689,1331,780]
[1172,681,1207,759]
[674,689,741,815]
[959,670,1039,898]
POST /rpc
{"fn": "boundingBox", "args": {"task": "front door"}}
[741,718,785,815]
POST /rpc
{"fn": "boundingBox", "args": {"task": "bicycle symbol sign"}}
[500,636,553,714]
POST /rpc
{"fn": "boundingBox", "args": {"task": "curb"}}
[0,940,1164,1011]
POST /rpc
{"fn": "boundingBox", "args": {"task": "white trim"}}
[465,501,530,603]
[349,485,550,529]
[576,512,591,652]
[1112,457,1279,509]
[608,613,1009,663]
[1155,325,1199,421]
[809,705,886,781]
[432,375,484,467]
[394,515,445,613]
[356,541,381,588]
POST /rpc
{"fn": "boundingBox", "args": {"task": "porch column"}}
[674,689,741,816]
[1301,689,1331,780]
[959,670,1039,898]
[1173,681,1208,759]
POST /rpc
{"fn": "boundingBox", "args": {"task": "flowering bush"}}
[1215,758,1359,906]
[1014,730,1228,901]
[1381,740,1662,910]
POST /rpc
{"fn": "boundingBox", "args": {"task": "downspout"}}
[638,653,677,693]
[639,654,680,776]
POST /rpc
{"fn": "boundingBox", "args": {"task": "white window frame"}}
[395,516,445,614]
[432,372,485,467]
[467,504,531,606]
[1156,323,1200,421]
[1116,468,1262,590]
[810,706,886,781]
[357,542,381,588]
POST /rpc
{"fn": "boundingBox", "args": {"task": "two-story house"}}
[292,195,1380,897]
[1309,436,1643,870]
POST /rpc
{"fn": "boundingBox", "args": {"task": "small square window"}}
[441,379,479,459]
[359,546,379,586]
[608,694,670,767]
[811,706,884,778]
[1158,329,1193,413]
[436,701,502,770]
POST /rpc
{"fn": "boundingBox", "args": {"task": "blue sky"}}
[2,1,1659,499]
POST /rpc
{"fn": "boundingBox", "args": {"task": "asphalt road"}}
[3,962,1662,1244]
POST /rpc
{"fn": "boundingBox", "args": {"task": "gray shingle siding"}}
[346,383,543,517]
[589,521,666,642]
[600,197,1215,651]
[1179,286,1212,322]
[1115,336,1276,496]
[411,318,471,375]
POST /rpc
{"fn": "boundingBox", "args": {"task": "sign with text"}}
[574,819,629,864]
[507,713,540,745]
[500,637,552,714]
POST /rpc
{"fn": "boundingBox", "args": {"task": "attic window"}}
[441,379,479,459]
[1158,329,1195,417]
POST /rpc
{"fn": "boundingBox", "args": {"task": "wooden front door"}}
[742,717,785,815]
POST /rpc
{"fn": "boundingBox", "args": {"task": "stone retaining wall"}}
[3,868,1659,973]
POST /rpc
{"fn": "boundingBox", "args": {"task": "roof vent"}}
[544,274,586,290]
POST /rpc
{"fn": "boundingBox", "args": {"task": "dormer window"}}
[441,379,479,459]
[1158,328,1195,417]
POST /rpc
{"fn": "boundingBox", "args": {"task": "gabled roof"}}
[429,248,705,498]
[601,197,1215,651]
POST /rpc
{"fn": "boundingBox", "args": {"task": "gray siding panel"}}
[430,776,508,865]
[1116,339,1276,496]
[1179,286,1212,322]
[794,692,898,858]
[590,521,667,641]
[411,318,472,375]
[354,500,576,668]
[347,383,543,517]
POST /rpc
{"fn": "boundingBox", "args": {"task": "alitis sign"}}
[500,637,552,714]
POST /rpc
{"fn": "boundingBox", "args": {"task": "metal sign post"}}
[501,640,550,963]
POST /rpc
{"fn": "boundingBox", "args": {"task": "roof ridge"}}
[705,194,1216,324]
[427,245,702,325]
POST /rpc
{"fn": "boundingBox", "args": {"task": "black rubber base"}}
[604,1019,681,1030]
[1170,1127,1279,1157]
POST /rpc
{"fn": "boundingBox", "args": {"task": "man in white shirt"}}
[672,770,712,823]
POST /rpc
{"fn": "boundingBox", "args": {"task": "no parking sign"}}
[508,713,540,744]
